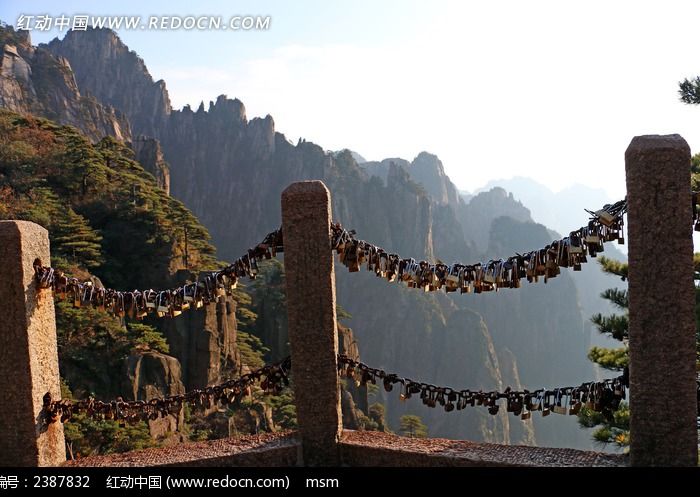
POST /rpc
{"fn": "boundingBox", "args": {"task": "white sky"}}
[3,0,700,199]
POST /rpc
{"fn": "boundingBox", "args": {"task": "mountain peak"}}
[206,95,247,124]
[408,151,458,206]
[46,28,172,136]
[479,177,614,237]
[413,151,444,173]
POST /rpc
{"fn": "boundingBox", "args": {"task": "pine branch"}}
[598,257,628,281]
[587,346,628,371]
[591,313,629,340]
[600,288,628,310]
[679,76,700,105]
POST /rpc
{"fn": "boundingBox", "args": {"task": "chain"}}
[44,356,291,425]
[330,199,629,294]
[47,353,699,425]
[338,355,629,420]
[34,193,700,311]
[33,229,283,320]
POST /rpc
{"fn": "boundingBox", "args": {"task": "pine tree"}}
[679,76,700,105]
[399,414,428,438]
[577,257,630,448]
[51,207,103,269]
[587,257,629,371]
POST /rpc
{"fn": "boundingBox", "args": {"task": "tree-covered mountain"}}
[0,25,614,449]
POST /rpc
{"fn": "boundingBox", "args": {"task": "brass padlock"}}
[594,209,616,227]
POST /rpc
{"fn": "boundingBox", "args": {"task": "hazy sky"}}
[2,0,700,199]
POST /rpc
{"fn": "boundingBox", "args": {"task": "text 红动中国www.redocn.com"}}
[15,15,271,32]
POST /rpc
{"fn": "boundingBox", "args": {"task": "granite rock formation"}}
[0,27,130,141]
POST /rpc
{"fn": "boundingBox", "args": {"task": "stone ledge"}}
[340,430,627,467]
[63,429,626,467]
[64,431,298,467]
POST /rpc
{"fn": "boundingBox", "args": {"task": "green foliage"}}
[691,154,700,191]
[368,402,388,432]
[127,323,170,354]
[226,261,296,431]
[679,76,700,105]
[587,346,629,371]
[578,258,630,448]
[0,110,217,293]
[52,206,103,269]
[55,300,130,397]
[61,382,156,458]
[356,414,379,431]
[590,313,629,341]
[0,23,26,47]
[577,403,630,449]
[236,331,269,369]
[599,288,628,310]
[65,415,156,458]
[587,259,630,371]
[0,110,222,453]
[267,387,298,429]
[336,304,352,322]
[399,414,428,438]
[597,256,628,281]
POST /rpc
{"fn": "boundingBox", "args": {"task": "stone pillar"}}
[625,135,697,466]
[0,221,65,466]
[281,181,341,466]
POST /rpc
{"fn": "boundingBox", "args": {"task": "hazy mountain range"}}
[0,25,629,450]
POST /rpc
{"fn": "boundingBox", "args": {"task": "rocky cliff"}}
[460,187,533,253]
[162,272,241,390]
[362,151,461,207]
[47,28,171,137]
[132,136,170,194]
[5,26,603,448]
[0,27,130,142]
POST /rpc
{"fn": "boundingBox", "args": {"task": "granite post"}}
[281,181,342,466]
[0,221,65,466]
[625,135,698,466]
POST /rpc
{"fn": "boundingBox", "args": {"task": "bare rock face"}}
[410,152,461,206]
[46,28,171,137]
[132,136,170,194]
[0,27,131,141]
[361,152,461,207]
[123,351,186,438]
[498,348,537,446]
[341,389,362,430]
[458,187,533,253]
[247,115,276,161]
[123,351,185,400]
[338,324,369,418]
[161,292,240,390]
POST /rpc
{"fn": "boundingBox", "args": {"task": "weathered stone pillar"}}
[0,221,65,466]
[625,135,697,466]
[281,181,341,466]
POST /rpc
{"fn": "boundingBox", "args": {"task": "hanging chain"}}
[330,199,629,294]
[47,354,633,425]
[34,193,700,309]
[338,355,629,420]
[44,356,291,425]
[33,229,283,320]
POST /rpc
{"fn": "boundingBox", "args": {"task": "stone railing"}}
[0,135,696,467]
